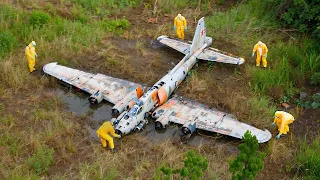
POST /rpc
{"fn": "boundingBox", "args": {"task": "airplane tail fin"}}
[190,17,206,54]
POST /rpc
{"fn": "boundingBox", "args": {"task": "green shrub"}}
[229,131,266,180]
[26,145,54,174]
[28,10,51,28]
[102,17,130,35]
[295,137,320,179]
[0,31,17,59]
[295,93,320,109]
[154,150,208,180]
[266,0,320,38]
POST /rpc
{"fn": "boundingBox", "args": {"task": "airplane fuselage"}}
[113,39,212,135]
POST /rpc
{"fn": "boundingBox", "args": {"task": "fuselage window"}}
[137,107,143,115]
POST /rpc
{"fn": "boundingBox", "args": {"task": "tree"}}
[154,150,208,180]
[229,131,266,180]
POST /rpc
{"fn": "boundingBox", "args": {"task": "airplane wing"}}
[43,62,140,104]
[157,35,190,55]
[154,95,271,143]
[197,47,245,65]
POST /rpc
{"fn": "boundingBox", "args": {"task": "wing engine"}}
[152,95,272,143]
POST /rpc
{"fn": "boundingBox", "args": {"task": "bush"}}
[229,131,266,180]
[102,17,130,35]
[295,137,320,179]
[26,145,54,174]
[28,10,51,28]
[295,93,320,109]
[266,0,320,38]
[154,150,208,180]
[0,31,17,59]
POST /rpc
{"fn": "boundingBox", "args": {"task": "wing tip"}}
[238,58,245,65]
[43,62,58,73]
[157,35,168,41]
[256,129,272,143]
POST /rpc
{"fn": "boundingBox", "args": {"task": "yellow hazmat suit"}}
[25,41,37,73]
[96,121,121,150]
[273,111,294,139]
[252,41,268,67]
[174,14,187,40]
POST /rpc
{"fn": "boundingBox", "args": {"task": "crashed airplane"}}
[43,17,272,143]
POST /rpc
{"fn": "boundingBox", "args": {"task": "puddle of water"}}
[53,87,238,152]
[55,88,112,122]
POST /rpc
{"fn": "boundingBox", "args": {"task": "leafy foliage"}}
[102,17,131,35]
[0,31,17,59]
[154,150,208,180]
[26,145,55,174]
[266,0,320,38]
[229,131,266,180]
[28,10,51,28]
[295,93,320,109]
[295,137,320,179]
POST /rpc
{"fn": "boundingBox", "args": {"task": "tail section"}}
[190,17,206,54]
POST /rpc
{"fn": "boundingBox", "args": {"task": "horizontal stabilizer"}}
[197,47,245,65]
[157,35,190,55]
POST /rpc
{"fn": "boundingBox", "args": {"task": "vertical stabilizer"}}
[190,17,206,54]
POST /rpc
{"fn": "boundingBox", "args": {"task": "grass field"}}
[0,0,319,179]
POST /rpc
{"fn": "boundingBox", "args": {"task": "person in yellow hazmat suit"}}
[25,41,38,73]
[174,14,187,40]
[96,121,121,152]
[252,41,268,68]
[272,111,294,139]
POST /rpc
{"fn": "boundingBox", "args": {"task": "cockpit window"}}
[128,105,139,116]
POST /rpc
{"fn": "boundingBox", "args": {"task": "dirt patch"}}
[292,108,320,138]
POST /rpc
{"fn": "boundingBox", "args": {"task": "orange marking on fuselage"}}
[158,87,168,105]
[151,89,159,102]
[136,85,143,98]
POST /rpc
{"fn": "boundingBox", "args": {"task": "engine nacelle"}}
[155,115,170,129]
[181,120,196,135]
[89,90,103,104]
[111,91,137,116]
[151,109,166,119]
[135,120,146,131]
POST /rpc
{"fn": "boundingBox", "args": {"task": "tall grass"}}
[295,136,320,179]
[72,0,141,15]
